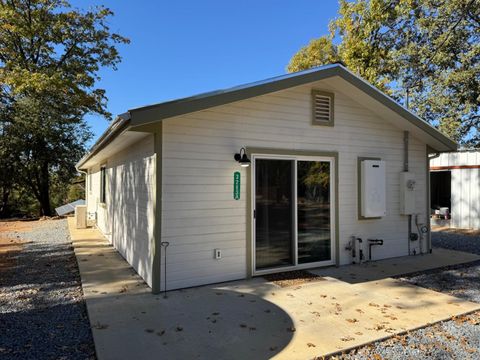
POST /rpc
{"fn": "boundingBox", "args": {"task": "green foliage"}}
[288,0,480,146]
[66,176,85,203]
[0,0,128,216]
[287,37,340,73]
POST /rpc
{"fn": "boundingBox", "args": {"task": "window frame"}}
[100,165,107,204]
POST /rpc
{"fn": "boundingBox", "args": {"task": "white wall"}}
[430,151,480,168]
[161,79,428,290]
[86,135,155,286]
[431,151,480,229]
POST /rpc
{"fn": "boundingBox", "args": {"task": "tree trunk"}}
[0,186,10,218]
[38,161,52,216]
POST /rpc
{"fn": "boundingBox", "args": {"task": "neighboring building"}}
[430,150,480,229]
[76,64,456,293]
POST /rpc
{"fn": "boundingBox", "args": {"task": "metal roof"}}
[55,199,85,216]
[127,63,456,151]
[77,63,457,170]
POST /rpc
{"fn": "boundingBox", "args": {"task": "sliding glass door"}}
[253,155,334,272]
[255,159,294,270]
[297,161,331,264]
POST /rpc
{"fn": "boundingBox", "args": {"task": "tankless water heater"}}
[360,160,386,218]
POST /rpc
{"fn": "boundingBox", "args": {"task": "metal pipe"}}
[404,131,409,172]
[368,239,384,261]
[356,237,364,264]
[404,131,413,256]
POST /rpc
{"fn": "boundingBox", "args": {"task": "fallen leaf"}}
[93,322,109,330]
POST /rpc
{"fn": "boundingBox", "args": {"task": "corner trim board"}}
[151,125,163,294]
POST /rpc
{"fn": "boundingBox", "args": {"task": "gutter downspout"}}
[404,131,412,256]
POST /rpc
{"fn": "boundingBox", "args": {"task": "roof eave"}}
[127,64,456,152]
[76,113,131,171]
[129,64,341,128]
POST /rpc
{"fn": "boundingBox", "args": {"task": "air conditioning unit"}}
[75,205,87,229]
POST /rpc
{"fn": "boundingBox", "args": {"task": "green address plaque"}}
[233,171,241,200]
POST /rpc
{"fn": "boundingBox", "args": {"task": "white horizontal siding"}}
[86,135,155,286]
[161,79,428,290]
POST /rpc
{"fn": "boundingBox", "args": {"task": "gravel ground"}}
[0,219,96,360]
[335,231,480,360]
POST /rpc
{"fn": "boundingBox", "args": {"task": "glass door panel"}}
[297,161,331,264]
[255,159,294,270]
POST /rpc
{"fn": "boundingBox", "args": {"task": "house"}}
[76,63,456,293]
[430,150,480,229]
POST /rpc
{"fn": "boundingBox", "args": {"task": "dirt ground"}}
[0,220,33,271]
[432,226,480,236]
[0,218,96,359]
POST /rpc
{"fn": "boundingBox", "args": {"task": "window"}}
[100,166,106,204]
[311,89,334,126]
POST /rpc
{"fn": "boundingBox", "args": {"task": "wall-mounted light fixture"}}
[234,147,251,167]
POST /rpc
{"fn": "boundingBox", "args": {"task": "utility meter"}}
[400,172,416,215]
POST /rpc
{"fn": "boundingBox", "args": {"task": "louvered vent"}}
[312,90,334,126]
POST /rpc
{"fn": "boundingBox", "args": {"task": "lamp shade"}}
[239,153,251,167]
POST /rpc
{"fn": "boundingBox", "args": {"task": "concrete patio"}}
[68,217,480,359]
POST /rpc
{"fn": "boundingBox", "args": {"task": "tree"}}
[287,36,340,73]
[0,0,129,216]
[288,0,480,146]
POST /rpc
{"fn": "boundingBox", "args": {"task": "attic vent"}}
[311,90,334,126]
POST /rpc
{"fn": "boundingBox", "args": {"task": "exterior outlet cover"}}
[360,160,387,218]
[214,249,222,260]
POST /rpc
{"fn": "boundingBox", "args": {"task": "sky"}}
[71,1,340,145]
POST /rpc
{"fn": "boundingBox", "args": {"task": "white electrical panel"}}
[400,172,416,215]
[361,160,386,218]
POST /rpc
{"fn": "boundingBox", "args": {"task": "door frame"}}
[248,149,338,276]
